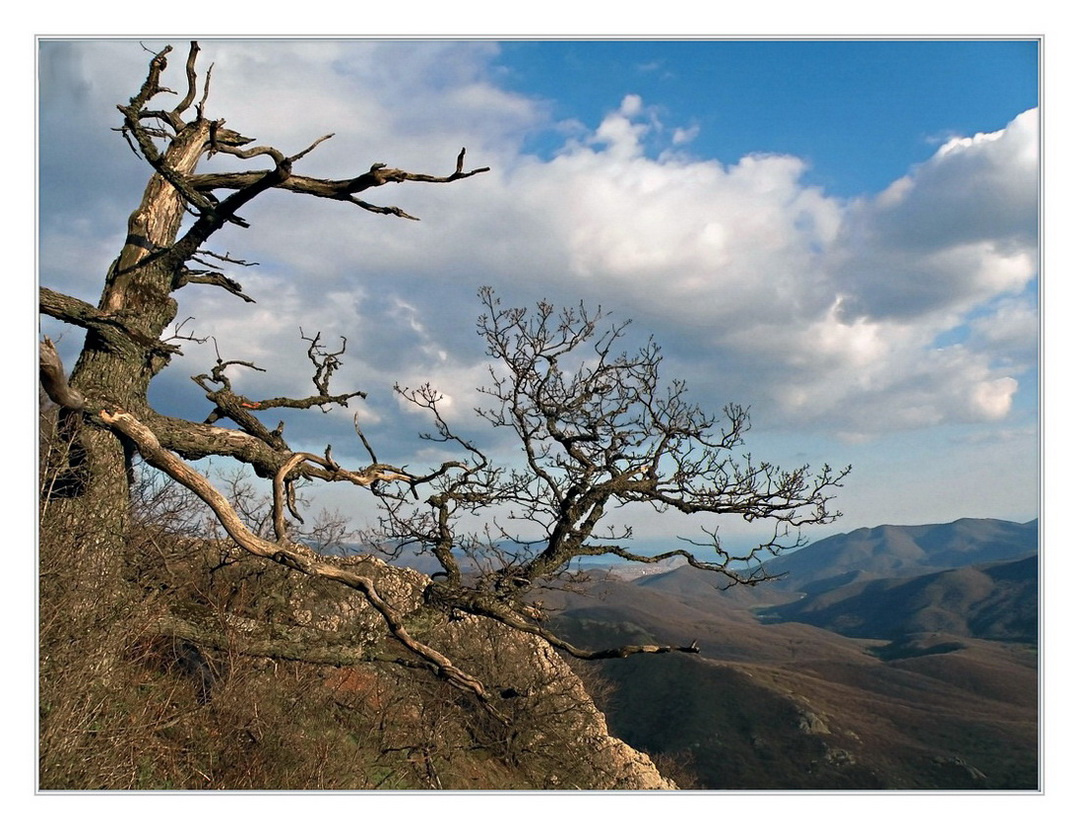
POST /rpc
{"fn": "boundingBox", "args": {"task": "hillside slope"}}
[549,518,1039,789]
[40,531,674,790]
[759,517,1037,593]
[762,554,1037,642]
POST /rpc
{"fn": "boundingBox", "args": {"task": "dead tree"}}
[39,42,847,707]
[371,289,849,657]
[39,41,495,700]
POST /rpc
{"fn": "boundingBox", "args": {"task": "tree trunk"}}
[48,121,212,611]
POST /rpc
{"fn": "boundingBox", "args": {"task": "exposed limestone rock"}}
[797,708,831,735]
[824,747,856,766]
[287,556,676,789]
[435,615,676,789]
[288,554,428,637]
[933,755,988,782]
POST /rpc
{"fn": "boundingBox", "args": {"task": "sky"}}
[37,37,1041,552]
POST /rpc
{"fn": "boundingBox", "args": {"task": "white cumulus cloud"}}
[39,41,1040,461]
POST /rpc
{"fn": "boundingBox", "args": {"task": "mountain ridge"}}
[634,516,1037,599]
[761,553,1037,642]
[761,517,1037,592]
[548,516,1039,789]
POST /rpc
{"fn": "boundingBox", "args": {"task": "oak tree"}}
[39,42,848,708]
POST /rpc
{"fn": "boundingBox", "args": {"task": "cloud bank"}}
[39,40,1039,472]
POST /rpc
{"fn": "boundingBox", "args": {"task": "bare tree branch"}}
[174,266,255,302]
[186,149,490,221]
[98,407,497,709]
[39,338,86,411]
[40,287,181,358]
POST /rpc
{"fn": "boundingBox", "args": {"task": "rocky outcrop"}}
[290,555,676,790]
[435,614,676,790]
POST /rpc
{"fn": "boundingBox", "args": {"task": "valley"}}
[547,517,1039,789]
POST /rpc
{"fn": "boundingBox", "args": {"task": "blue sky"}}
[37,38,1040,550]
[497,40,1038,195]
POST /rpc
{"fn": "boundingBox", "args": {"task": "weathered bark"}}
[44,104,209,613]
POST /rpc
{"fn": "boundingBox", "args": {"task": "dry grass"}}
[39,418,643,790]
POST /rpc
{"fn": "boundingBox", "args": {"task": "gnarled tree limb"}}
[39,337,86,411]
[40,287,181,358]
[186,149,490,221]
[146,611,374,667]
[425,583,700,661]
[98,407,494,707]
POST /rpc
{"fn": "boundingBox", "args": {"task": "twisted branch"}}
[98,408,495,707]
[187,149,489,220]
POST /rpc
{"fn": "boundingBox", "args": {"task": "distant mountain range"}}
[636,517,1037,595]
[760,517,1037,592]
[546,517,1039,789]
[761,553,1037,643]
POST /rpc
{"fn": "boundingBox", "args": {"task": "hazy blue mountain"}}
[760,554,1037,643]
[745,517,1037,593]
[633,517,1037,605]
